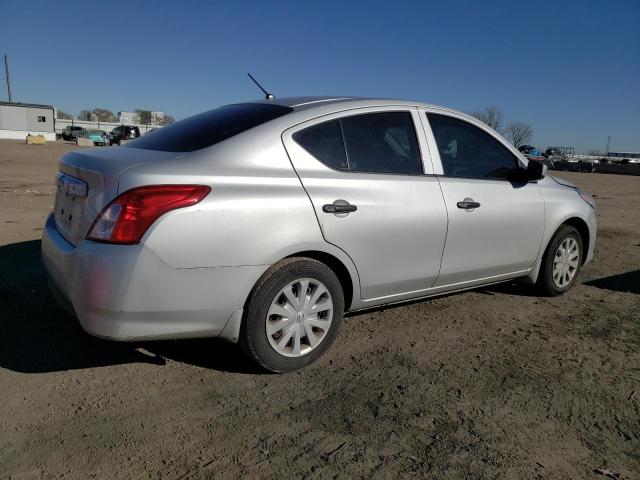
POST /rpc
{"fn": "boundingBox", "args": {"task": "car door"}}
[421,109,545,286]
[282,106,448,301]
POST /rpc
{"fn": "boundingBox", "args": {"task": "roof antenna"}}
[247,73,275,100]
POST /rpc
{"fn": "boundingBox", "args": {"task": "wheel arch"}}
[523,215,591,285]
[284,250,355,311]
[221,247,359,344]
[561,217,590,265]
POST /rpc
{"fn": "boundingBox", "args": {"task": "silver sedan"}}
[42,97,597,372]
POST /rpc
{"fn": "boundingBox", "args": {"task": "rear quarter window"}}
[293,120,348,170]
[126,103,293,152]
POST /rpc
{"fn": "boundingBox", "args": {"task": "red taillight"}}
[87,185,210,244]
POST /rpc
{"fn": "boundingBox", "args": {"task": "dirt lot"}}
[0,140,638,479]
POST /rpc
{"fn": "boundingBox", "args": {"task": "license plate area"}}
[54,173,88,238]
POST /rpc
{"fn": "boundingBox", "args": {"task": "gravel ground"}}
[0,140,638,479]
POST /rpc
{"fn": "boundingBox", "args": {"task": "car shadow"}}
[0,239,258,374]
[584,270,640,295]
[346,280,542,320]
[479,281,542,297]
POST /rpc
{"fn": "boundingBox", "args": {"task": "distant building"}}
[118,111,139,124]
[150,111,164,125]
[79,110,97,121]
[0,101,56,141]
[117,111,165,125]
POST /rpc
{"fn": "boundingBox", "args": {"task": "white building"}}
[117,111,165,125]
[118,111,139,124]
[150,111,164,124]
[0,101,56,141]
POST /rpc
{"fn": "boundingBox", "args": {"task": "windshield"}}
[125,103,293,152]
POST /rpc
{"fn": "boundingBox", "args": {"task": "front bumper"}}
[584,206,597,266]
[41,213,266,341]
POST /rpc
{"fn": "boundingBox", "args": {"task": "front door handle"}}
[457,199,481,209]
[323,202,357,214]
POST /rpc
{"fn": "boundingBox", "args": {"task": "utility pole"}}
[4,54,12,102]
[605,135,611,155]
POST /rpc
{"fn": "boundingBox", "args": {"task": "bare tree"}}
[506,121,533,148]
[92,108,116,122]
[78,110,95,121]
[135,109,152,124]
[470,106,505,134]
[56,110,73,120]
[162,114,175,126]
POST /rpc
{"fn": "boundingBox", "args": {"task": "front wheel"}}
[239,258,344,372]
[537,225,583,296]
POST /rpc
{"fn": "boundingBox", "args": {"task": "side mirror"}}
[508,161,547,183]
[526,160,546,181]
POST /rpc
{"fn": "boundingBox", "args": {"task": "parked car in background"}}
[61,126,86,141]
[109,125,141,145]
[82,129,108,146]
[518,145,536,155]
[545,148,562,157]
[518,144,545,161]
[41,97,597,372]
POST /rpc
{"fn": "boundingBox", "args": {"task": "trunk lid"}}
[54,146,183,246]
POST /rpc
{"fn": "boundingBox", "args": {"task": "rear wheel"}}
[537,225,583,296]
[239,258,344,372]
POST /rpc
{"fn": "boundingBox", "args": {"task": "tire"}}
[239,257,344,373]
[537,225,583,296]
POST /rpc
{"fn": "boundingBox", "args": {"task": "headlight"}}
[578,190,596,209]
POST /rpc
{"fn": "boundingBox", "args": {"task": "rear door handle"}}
[457,200,481,209]
[323,203,357,214]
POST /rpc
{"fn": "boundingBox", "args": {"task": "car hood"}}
[550,175,578,190]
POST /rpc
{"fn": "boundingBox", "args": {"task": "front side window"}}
[293,111,423,175]
[427,113,518,179]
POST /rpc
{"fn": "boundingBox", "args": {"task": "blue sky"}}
[1,0,638,153]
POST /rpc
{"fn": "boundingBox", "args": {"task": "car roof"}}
[231,96,489,133]
[248,96,462,115]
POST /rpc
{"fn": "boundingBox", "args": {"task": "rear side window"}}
[126,103,293,152]
[293,112,423,175]
[427,113,518,179]
[293,120,348,170]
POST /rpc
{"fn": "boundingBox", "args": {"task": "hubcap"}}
[552,237,580,288]
[266,278,333,357]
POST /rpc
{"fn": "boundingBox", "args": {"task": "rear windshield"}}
[125,103,293,152]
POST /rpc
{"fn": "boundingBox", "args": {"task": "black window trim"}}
[337,119,351,171]
[292,109,428,177]
[424,110,526,182]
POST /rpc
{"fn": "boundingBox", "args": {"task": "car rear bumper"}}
[41,213,266,342]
